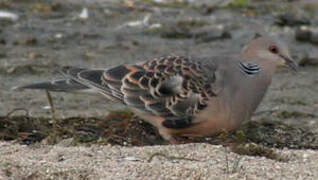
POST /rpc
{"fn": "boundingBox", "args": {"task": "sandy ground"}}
[1,141,318,180]
[1,0,318,179]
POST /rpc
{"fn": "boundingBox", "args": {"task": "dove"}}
[14,34,297,144]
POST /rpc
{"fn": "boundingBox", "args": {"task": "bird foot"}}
[169,137,180,145]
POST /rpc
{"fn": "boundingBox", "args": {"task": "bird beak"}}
[280,55,298,71]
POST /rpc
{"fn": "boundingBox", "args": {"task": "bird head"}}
[242,34,298,72]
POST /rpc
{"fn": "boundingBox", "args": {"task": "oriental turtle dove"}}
[14,35,297,144]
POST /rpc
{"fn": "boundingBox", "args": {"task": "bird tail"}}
[12,66,92,93]
[12,79,89,92]
[13,66,123,101]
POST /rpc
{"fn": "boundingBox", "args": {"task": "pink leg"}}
[158,128,180,144]
[169,137,180,145]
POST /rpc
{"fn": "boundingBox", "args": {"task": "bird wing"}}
[16,56,222,129]
[61,56,220,129]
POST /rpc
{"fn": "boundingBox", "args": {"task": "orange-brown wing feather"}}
[100,56,218,129]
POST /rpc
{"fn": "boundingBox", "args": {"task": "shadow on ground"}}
[1,109,318,162]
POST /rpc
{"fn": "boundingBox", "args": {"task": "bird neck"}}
[257,59,277,75]
[242,51,277,75]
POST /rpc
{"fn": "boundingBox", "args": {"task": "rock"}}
[275,13,310,27]
[160,27,193,39]
[154,19,231,41]
[0,38,6,45]
[24,37,38,46]
[295,27,311,42]
[194,26,231,43]
[295,26,318,45]
[0,51,6,59]
[310,33,318,44]
[0,11,18,21]
[299,57,318,67]
[30,2,62,13]
[79,8,89,20]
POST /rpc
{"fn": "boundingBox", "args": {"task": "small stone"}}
[82,51,96,60]
[24,37,38,46]
[0,51,6,58]
[295,27,311,42]
[123,156,143,161]
[79,8,89,20]
[275,13,310,27]
[194,26,231,43]
[0,11,18,21]
[298,57,318,66]
[310,33,318,44]
[27,52,43,59]
[0,38,6,45]
[55,33,63,39]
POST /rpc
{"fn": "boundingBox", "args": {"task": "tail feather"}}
[59,66,87,77]
[13,79,88,92]
[12,66,122,99]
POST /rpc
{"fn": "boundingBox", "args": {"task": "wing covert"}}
[103,56,218,129]
[60,56,219,129]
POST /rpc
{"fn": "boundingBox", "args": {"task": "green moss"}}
[275,97,310,106]
[29,2,62,13]
[274,111,315,119]
[234,130,247,143]
[141,0,189,8]
[229,0,250,8]
[302,3,318,17]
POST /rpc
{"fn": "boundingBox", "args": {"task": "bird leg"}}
[158,128,180,144]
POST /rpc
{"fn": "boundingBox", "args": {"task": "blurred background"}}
[0,0,318,144]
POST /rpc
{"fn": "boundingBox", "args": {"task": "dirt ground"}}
[1,0,318,179]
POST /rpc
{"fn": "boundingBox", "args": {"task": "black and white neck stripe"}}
[239,62,260,75]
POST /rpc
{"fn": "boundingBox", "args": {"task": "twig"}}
[254,109,277,116]
[6,108,29,118]
[147,152,200,163]
[224,146,243,174]
[231,156,243,174]
[45,90,57,128]
[225,147,229,174]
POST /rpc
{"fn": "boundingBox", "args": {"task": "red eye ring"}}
[269,45,278,54]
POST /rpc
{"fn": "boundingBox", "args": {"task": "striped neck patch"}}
[239,62,260,75]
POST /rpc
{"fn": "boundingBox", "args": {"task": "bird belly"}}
[167,98,235,137]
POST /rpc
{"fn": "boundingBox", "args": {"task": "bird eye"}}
[269,45,279,54]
